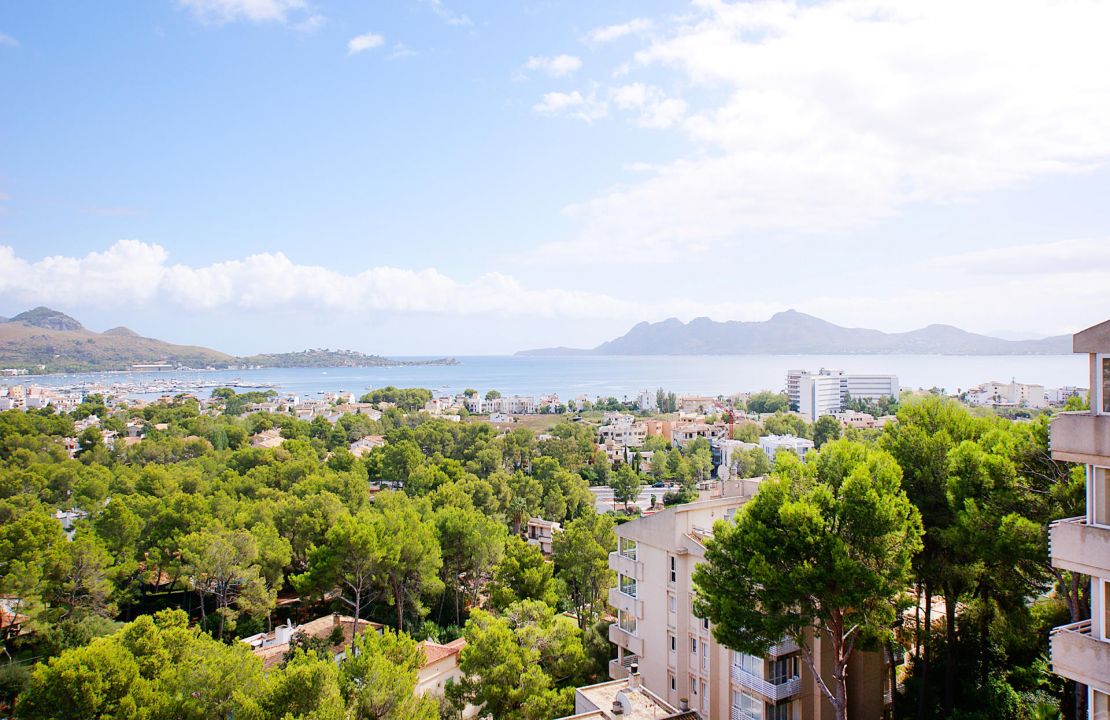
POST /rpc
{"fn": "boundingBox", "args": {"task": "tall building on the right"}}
[785,369,899,421]
[1048,318,1110,719]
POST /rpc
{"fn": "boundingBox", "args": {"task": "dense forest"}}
[0,388,1090,719]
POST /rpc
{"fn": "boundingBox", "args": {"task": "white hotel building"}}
[786,369,899,421]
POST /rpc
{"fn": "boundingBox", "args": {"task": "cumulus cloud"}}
[532,89,607,122]
[0,241,652,320]
[523,54,582,78]
[533,0,1110,262]
[418,0,472,27]
[611,83,686,128]
[347,32,385,55]
[585,18,652,44]
[178,0,313,24]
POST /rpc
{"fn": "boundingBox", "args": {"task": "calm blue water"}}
[23,354,1089,400]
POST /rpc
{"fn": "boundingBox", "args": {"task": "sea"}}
[20,354,1090,402]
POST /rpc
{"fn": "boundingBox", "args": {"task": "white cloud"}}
[928,238,1110,276]
[611,83,686,128]
[418,0,472,27]
[178,0,312,24]
[534,0,1110,262]
[0,32,18,48]
[585,18,652,44]
[532,90,607,122]
[0,241,658,320]
[523,54,582,78]
[347,32,385,55]
[388,43,417,60]
[292,13,326,32]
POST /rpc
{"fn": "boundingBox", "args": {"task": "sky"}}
[2,0,1110,355]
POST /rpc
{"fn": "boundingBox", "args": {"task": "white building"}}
[787,369,899,421]
[759,435,814,462]
[965,380,1047,409]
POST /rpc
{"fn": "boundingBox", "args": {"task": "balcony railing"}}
[1049,516,1110,577]
[609,551,643,580]
[731,665,802,701]
[731,706,758,720]
[767,637,801,657]
[608,654,639,680]
[1050,619,1110,695]
[609,623,644,655]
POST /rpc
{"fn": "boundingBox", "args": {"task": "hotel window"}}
[691,637,698,654]
[619,537,637,560]
[670,633,677,653]
[768,656,797,684]
[703,617,710,631]
[1093,690,1109,720]
[1095,468,1110,528]
[733,652,760,676]
[690,675,698,696]
[767,701,792,720]
[669,555,677,583]
[1103,355,1110,414]
[732,690,762,720]
[670,674,676,692]
[619,574,637,598]
[618,609,638,636]
[668,593,677,613]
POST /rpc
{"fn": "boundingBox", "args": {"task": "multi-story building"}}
[607,491,890,720]
[1047,319,1110,717]
[598,420,647,449]
[965,380,1047,408]
[786,370,899,421]
[759,434,814,462]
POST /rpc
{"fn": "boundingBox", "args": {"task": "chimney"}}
[628,663,641,690]
[610,700,624,715]
[679,697,690,711]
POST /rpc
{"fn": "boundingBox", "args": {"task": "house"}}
[759,434,814,462]
[241,613,384,670]
[250,428,285,449]
[525,517,561,556]
[489,412,514,424]
[349,435,386,457]
[556,670,695,720]
[670,421,729,448]
[0,595,31,643]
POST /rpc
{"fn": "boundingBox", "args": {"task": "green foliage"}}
[694,440,923,717]
[813,414,842,448]
[358,387,433,411]
[608,464,644,511]
[552,512,615,630]
[489,536,557,610]
[746,390,791,414]
[762,411,811,438]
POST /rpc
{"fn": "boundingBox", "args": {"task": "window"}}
[669,634,677,652]
[732,690,763,720]
[1104,580,1110,643]
[768,656,797,684]
[668,593,677,613]
[618,609,637,636]
[619,537,638,560]
[1093,689,1109,720]
[703,617,710,631]
[1096,467,1110,528]
[1102,355,1110,414]
[670,674,676,692]
[733,652,760,676]
[691,637,698,654]
[619,574,637,598]
[669,555,677,583]
[690,675,698,696]
[767,702,792,720]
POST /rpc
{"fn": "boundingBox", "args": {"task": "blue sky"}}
[2,0,1110,354]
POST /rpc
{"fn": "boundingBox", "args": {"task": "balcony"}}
[1050,516,1110,577]
[608,588,644,618]
[609,623,644,655]
[1050,620,1110,695]
[731,665,802,702]
[1049,412,1110,465]
[767,637,801,657]
[608,653,639,680]
[609,551,643,580]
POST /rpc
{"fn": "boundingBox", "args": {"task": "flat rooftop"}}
[562,678,696,720]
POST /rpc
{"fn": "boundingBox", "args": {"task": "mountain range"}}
[0,307,455,373]
[517,310,1072,356]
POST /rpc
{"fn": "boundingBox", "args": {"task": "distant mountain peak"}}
[9,306,84,332]
[517,312,1072,356]
[103,326,140,337]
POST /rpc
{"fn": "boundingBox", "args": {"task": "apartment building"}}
[786,370,899,421]
[965,380,1048,409]
[1047,319,1110,718]
[607,492,890,720]
[759,435,814,462]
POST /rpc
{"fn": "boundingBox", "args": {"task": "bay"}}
[22,354,1089,401]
